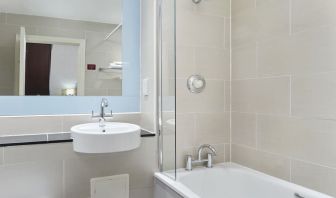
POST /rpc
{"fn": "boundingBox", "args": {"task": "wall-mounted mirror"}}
[0,0,140,115]
[1,0,124,96]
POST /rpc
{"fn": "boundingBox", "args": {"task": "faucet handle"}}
[91,110,99,118]
[103,110,114,118]
[185,155,193,171]
[207,153,214,168]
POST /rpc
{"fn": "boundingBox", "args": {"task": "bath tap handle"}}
[186,155,193,171]
[207,153,213,168]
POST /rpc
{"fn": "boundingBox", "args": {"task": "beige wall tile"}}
[176,46,195,78]
[225,81,231,112]
[258,28,336,77]
[195,47,230,80]
[231,79,256,112]
[232,144,291,180]
[232,8,257,47]
[211,144,226,164]
[3,143,76,164]
[176,0,195,14]
[291,160,336,197]
[130,187,153,198]
[0,147,3,165]
[177,11,225,48]
[231,77,290,114]
[0,161,63,198]
[176,113,196,148]
[256,0,290,40]
[224,143,231,162]
[232,0,336,195]
[257,35,291,77]
[292,72,336,118]
[64,137,157,198]
[194,0,230,17]
[177,79,225,113]
[232,43,257,79]
[257,115,336,167]
[292,0,336,33]
[232,112,257,147]
[233,0,289,46]
[232,0,256,16]
[0,116,62,135]
[0,13,5,23]
[253,77,290,114]
[194,113,229,145]
[224,17,231,50]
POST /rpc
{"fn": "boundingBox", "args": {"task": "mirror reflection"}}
[0,0,123,96]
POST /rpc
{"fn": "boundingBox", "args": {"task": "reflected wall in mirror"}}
[1,0,124,96]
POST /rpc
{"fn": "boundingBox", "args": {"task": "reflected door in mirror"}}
[25,43,52,95]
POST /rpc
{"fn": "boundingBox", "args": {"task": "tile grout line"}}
[233,143,336,171]
[289,75,292,116]
[255,113,258,150]
[289,0,292,36]
[2,147,4,164]
[289,159,292,182]
[229,0,232,163]
[62,160,66,198]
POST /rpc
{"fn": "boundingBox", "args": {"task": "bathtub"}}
[154,163,333,198]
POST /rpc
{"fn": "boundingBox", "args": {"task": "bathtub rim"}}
[154,162,334,198]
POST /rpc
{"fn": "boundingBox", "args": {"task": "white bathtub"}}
[154,163,333,198]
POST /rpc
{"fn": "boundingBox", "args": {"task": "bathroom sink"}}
[71,122,141,153]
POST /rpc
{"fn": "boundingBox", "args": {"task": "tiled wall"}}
[0,113,156,198]
[175,0,231,168]
[231,0,336,196]
[0,13,122,96]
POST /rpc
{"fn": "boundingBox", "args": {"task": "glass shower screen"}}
[157,0,176,178]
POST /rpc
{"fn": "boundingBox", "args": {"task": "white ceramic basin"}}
[71,122,141,153]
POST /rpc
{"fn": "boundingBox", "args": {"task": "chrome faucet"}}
[186,144,217,171]
[92,98,113,127]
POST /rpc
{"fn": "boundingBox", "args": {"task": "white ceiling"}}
[0,0,122,24]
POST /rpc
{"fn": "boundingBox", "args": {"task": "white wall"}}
[140,0,156,132]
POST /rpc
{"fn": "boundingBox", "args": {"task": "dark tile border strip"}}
[0,129,155,147]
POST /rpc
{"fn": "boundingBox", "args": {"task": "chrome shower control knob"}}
[187,75,206,93]
[193,79,204,89]
[192,0,202,4]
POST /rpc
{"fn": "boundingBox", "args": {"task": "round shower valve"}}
[187,75,206,93]
[192,0,202,4]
